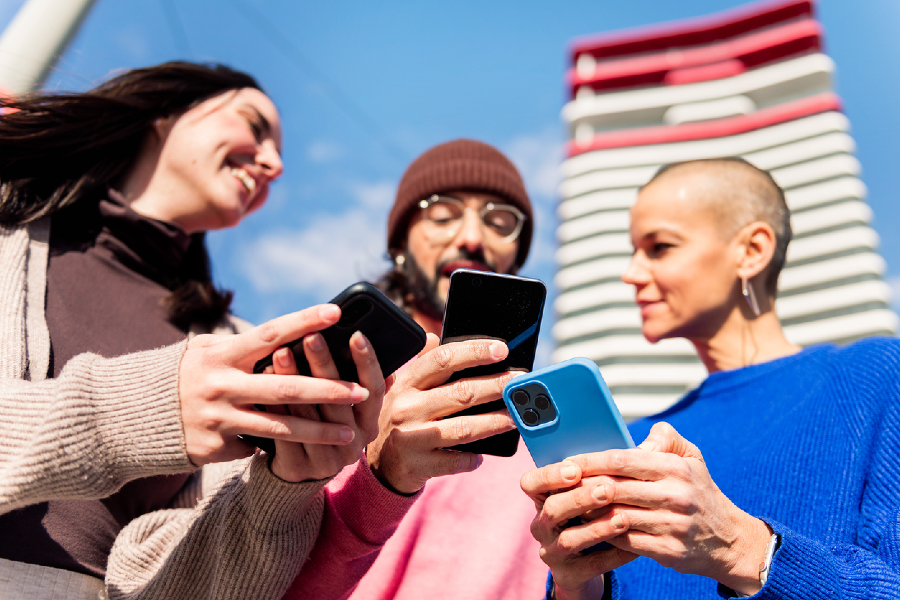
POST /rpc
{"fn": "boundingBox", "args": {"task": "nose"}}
[622,252,650,287]
[258,140,283,181]
[452,208,485,252]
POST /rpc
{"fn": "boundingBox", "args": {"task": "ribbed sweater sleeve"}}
[106,454,328,600]
[0,342,194,514]
[282,455,421,600]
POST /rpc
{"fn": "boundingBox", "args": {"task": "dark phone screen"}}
[440,270,547,456]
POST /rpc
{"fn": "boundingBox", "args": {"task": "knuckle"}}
[447,417,473,442]
[256,322,280,345]
[431,346,455,372]
[451,379,477,407]
[273,378,298,401]
[608,449,629,471]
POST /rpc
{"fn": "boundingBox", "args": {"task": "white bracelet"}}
[758,532,780,587]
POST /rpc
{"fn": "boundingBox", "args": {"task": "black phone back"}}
[246,282,426,453]
[440,269,547,456]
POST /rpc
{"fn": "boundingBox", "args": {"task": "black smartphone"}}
[439,269,547,457]
[244,282,427,453]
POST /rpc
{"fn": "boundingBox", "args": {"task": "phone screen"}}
[440,269,547,456]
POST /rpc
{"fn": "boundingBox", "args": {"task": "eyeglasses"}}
[416,194,527,244]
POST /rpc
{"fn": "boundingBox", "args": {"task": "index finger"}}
[219,304,342,367]
[407,339,509,390]
[520,461,583,502]
[566,448,686,482]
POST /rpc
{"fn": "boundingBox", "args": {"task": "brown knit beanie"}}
[387,139,533,268]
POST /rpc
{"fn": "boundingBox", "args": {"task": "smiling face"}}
[623,173,743,344]
[139,87,283,233]
[405,190,520,305]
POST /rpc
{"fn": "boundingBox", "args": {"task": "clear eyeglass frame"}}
[416,194,527,244]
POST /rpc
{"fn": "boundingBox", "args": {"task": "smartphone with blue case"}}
[502,357,634,468]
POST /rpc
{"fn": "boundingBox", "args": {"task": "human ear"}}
[735,222,776,281]
[151,114,177,140]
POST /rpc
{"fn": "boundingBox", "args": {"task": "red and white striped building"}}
[553,0,898,420]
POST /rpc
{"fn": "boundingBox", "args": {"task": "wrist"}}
[552,575,604,600]
[718,518,774,596]
[365,440,421,496]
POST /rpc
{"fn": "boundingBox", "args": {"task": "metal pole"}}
[0,0,98,94]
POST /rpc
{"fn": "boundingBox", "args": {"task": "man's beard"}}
[402,248,498,322]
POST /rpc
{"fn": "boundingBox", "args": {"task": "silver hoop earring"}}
[742,276,761,317]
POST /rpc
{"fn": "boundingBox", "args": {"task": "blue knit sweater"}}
[603,337,900,600]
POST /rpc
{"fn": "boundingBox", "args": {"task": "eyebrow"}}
[244,104,283,155]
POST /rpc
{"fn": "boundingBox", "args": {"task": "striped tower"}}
[553,0,898,420]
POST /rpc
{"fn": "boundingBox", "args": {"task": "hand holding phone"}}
[244,282,427,453]
[506,357,634,553]
[440,269,547,456]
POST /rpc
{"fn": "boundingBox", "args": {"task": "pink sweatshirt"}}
[284,440,547,600]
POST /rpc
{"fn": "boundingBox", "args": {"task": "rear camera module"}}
[534,394,550,411]
[522,409,539,426]
[512,390,530,406]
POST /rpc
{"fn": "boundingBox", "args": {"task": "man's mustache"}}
[435,250,497,276]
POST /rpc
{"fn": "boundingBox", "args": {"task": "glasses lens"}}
[483,207,521,238]
[423,198,463,225]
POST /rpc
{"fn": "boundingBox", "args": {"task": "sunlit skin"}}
[521,167,809,600]
[622,168,800,373]
[123,87,284,233]
[404,190,519,335]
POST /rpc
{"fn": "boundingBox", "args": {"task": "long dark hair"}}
[0,61,263,329]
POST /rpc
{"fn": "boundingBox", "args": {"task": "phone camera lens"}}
[534,394,550,411]
[512,390,530,406]
[522,409,539,426]
[471,277,482,287]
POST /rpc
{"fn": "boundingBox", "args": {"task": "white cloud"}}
[240,209,387,296]
[504,128,564,199]
[350,180,395,210]
[238,179,396,297]
[306,140,344,163]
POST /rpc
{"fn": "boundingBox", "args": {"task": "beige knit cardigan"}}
[0,219,326,600]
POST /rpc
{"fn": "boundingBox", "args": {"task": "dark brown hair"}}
[0,61,263,329]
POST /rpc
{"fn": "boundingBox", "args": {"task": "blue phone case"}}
[502,357,634,468]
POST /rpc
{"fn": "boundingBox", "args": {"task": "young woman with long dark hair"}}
[0,62,385,600]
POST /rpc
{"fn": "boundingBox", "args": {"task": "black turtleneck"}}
[0,192,194,577]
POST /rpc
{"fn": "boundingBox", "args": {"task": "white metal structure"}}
[557,3,896,420]
[0,0,98,94]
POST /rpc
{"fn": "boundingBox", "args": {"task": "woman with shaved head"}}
[521,158,900,600]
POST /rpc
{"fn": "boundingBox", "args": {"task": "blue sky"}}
[2,0,898,364]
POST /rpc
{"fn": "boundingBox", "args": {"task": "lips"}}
[439,260,491,278]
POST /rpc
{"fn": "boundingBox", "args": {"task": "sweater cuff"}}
[239,453,330,536]
[326,453,422,547]
[65,342,194,489]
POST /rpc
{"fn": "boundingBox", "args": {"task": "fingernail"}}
[276,348,292,368]
[475,454,484,469]
[611,514,625,530]
[320,304,340,321]
[352,386,370,401]
[351,331,369,351]
[592,484,607,502]
[340,428,355,443]
[307,333,325,352]
[489,341,508,360]
[639,441,656,452]
[560,462,579,481]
